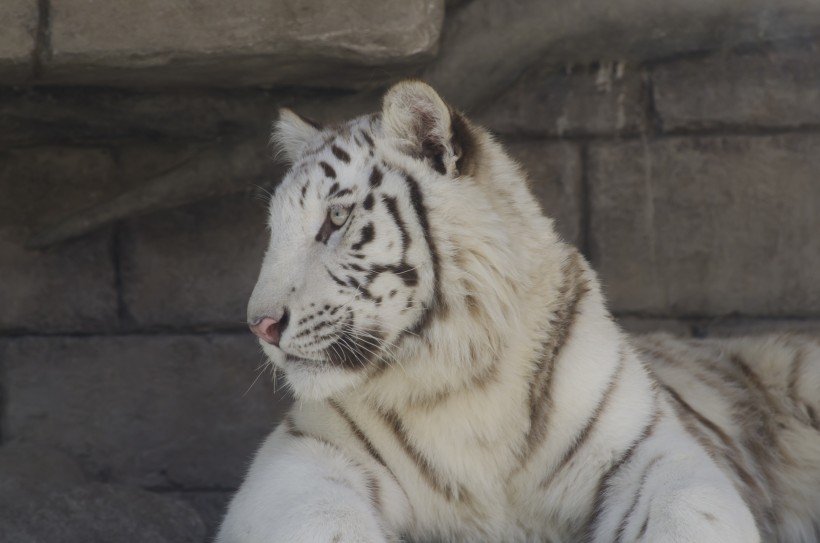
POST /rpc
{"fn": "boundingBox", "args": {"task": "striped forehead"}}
[285,129,377,206]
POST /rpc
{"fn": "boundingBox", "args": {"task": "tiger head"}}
[248,81,557,401]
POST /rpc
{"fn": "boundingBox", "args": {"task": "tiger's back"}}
[218,81,820,543]
[637,333,820,542]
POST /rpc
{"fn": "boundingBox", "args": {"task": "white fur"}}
[218,82,820,543]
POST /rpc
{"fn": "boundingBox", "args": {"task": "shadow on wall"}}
[1,0,820,539]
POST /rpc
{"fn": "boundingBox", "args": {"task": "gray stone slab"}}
[0,483,205,543]
[588,135,820,317]
[617,317,693,337]
[2,334,291,488]
[702,319,820,338]
[121,194,269,329]
[654,44,820,131]
[0,443,88,514]
[504,141,583,246]
[0,227,118,333]
[478,63,646,137]
[46,0,443,87]
[426,0,820,111]
[0,147,120,332]
[0,0,37,82]
[0,87,277,148]
[174,491,232,542]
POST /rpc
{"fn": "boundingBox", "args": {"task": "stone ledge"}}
[41,0,443,87]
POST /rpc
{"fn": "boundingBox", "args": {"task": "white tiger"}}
[217,81,820,543]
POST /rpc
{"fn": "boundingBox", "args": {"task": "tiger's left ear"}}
[382,81,470,177]
[271,108,322,164]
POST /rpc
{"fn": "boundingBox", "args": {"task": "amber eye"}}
[329,205,351,227]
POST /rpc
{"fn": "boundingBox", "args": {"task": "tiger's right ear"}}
[271,108,322,163]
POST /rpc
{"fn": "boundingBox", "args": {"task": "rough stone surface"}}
[0,483,205,543]
[0,147,119,229]
[589,135,820,317]
[2,334,291,488]
[47,0,443,87]
[0,87,278,148]
[426,0,820,111]
[174,491,232,541]
[0,443,88,514]
[478,64,646,136]
[654,44,820,131]
[504,141,583,246]
[702,319,820,338]
[0,227,118,333]
[617,317,693,337]
[0,0,37,82]
[121,194,269,329]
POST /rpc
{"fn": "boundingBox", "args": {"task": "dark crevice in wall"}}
[493,123,820,146]
[31,0,51,80]
[146,485,237,494]
[643,69,663,136]
[0,327,249,339]
[111,224,132,329]
[578,143,592,261]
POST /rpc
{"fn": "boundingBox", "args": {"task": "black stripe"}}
[328,182,340,196]
[362,131,375,147]
[524,252,589,461]
[331,144,351,163]
[329,400,388,468]
[320,161,336,179]
[540,349,625,490]
[331,188,353,199]
[379,408,465,502]
[382,195,409,255]
[615,455,665,543]
[327,269,347,287]
[363,193,374,210]
[584,398,660,543]
[352,223,375,251]
[403,174,441,335]
[369,166,383,188]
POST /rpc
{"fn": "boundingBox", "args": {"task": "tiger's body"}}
[217,81,820,543]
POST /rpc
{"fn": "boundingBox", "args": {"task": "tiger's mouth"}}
[284,353,325,365]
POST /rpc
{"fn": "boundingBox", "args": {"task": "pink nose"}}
[249,317,280,346]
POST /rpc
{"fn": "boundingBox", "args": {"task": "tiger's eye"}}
[329,206,350,227]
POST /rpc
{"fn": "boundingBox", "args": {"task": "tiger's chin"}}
[260,343,368,401]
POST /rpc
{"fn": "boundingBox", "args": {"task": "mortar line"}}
[578,143,592,261]
[32,0,51,80]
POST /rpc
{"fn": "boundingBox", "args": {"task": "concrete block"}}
[478,63,646,137]
[654,45,820,131]
[505,141,583,246]
[702,318,820,338]
[0,87,276,148]
[0,228,118,333]
[2,334,291,488]
[0,483,205,543]
[617,317,693,337]
[47,0,444,87]
[121,194,269,329]
[0,0,37,82]
[589,135,820,317]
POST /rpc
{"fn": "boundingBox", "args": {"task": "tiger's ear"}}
[382,81,465,176]
[271,108,322,163]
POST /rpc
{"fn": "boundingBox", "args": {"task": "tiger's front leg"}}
[587,444,760,543]
[217,426,403,543]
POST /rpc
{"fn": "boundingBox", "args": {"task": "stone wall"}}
[1,2,819,540]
